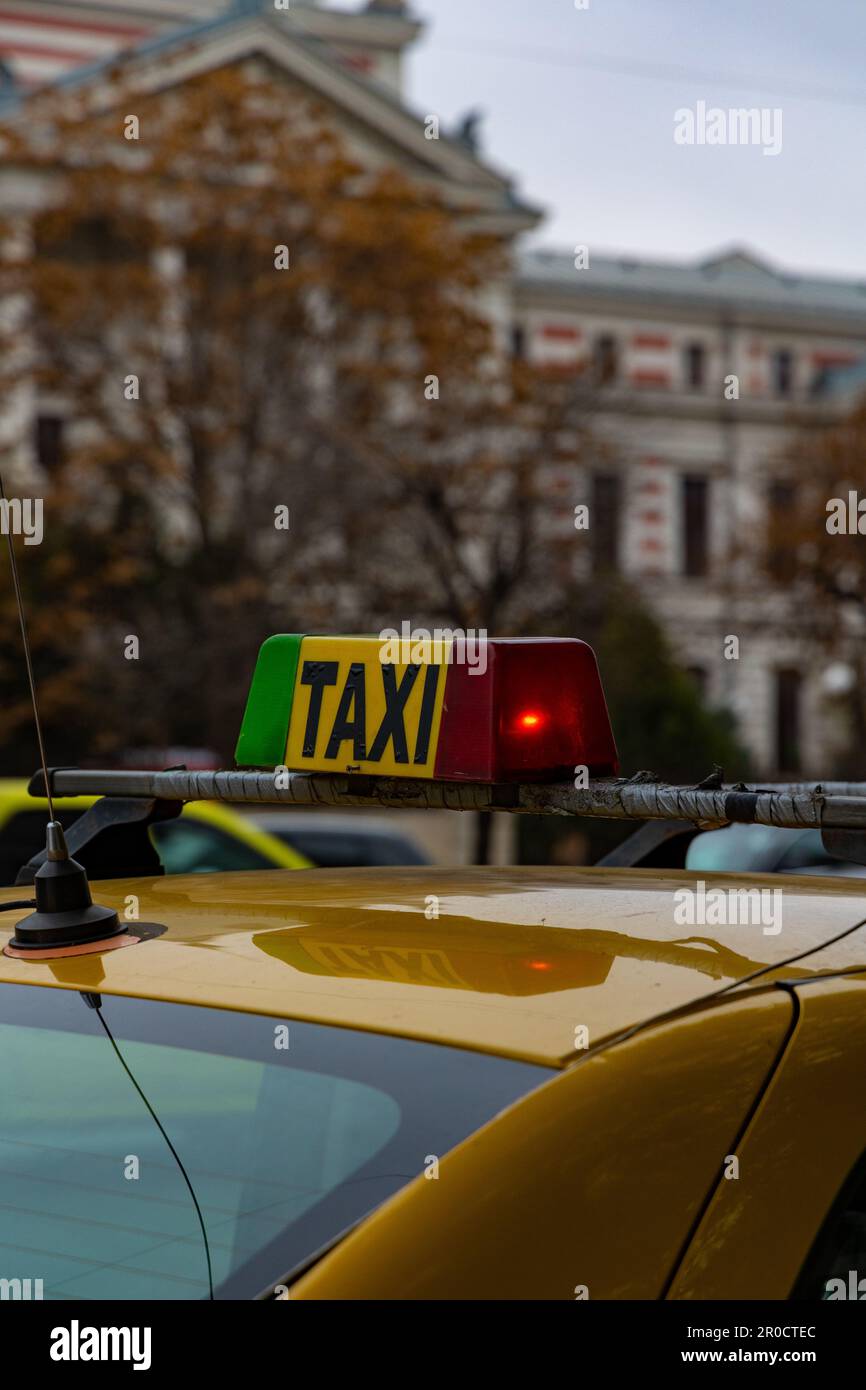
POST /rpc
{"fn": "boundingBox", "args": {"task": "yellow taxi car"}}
[2,865,866,1300]
[1,633,865,1302]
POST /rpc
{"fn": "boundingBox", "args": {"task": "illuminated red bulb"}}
[517,710,544,732]
[526,960,552,971]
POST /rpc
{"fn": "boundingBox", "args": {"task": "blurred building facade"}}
[515,249,866,775]
[0,0,538,493]
[2,3,866,778]
[0,0,420,94]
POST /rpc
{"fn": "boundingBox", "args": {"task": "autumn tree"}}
[0,66,513,762]
[763,394,866,773]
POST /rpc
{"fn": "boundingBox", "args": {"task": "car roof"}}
[2,866,866,1067]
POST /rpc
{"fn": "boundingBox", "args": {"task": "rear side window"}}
[0,810,271,882]
[794,1151,866,1300]
[149,819,273,874]
[0,984,549,1299]
[278,828,427,868]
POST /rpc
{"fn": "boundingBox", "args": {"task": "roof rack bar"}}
[28,767,866,832]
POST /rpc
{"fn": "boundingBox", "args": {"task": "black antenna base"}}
[11,822,122,951]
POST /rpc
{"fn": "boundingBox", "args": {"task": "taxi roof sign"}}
[234,634,619,783]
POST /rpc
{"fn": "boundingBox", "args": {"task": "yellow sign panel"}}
[285,636,448,777]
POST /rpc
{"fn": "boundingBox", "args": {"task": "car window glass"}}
[276,828,427,868]
[278,830,366,868]
[150,820,271,874]
[774,830,833,871]
[687,823,858,875]
[794,1152,866,1299]
[685,823,793,872]
[0,985,549,1299]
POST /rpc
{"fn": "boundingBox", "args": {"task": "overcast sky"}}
[399,0,866,279]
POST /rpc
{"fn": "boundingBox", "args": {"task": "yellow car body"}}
[1,862,865,1300]
[0,779,310,881]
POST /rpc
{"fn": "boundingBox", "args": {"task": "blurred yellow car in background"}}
[0,780,311,884]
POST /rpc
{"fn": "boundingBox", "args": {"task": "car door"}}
[668,972,866,1299]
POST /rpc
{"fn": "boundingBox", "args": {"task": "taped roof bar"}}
[27,768,866,832]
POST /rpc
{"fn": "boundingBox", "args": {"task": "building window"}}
[775,668,802,774]
[35,414,64,471]
[510,324,525,360]
[35,215,140,267]
[772,349,794,397]
[685,343,705,390]
[593,335,618,386]
[767,479,797,582]
[681,475,709,578]
[590,472,621,572]
[686,665,708,698]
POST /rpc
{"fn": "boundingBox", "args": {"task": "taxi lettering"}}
[299,658,441,765]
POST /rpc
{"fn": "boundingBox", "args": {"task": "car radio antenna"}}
[0,473,121,953]
[0,473,54,821]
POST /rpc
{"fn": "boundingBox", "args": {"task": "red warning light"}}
[434,638,619,782]
[517,711,544,731]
